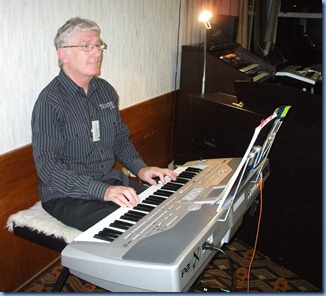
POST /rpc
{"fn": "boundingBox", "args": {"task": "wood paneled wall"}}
[0,92,175,291]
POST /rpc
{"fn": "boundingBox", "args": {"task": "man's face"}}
[60,29,103,82]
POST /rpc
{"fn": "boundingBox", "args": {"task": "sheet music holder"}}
[204,106,291,218]
[257,41,287,69]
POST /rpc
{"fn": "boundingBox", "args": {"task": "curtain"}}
[185,0,248,47]
[252,0,282,53]
[264,0,281,43]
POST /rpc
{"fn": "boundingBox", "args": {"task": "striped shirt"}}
[32,70,147,203]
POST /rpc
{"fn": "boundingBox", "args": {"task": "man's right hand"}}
[104,186,140,208]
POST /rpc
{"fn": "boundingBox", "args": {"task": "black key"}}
[120,213,139,222]
[149,195,166,202]
[143,198,162,205]
[94,234,115,242]
[110,221,132,230]
[161,183,182,191]
[124,212,142,219]
[99,231,120,239]
[128,210,147,218]
[154,189,172,197]
[186,167,202,173]
[174,177,189,184]
[114,220,133,228]
[169,180,185,186]
[94,231,119,242]
[134,204,155,212]
[179,172,196,179]
[101,228,123,236]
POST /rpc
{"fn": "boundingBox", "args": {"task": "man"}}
[32,17,177,231]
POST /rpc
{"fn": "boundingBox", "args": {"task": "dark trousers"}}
[42,179,147,231]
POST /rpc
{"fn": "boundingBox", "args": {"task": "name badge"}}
[92,120,101,142]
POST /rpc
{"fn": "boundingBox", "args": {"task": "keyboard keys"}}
[93,166,203,243]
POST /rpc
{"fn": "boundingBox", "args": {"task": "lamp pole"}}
[202,26,207,94]
[199,11,212,94]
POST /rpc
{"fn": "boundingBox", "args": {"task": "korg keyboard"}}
[61,157,269,292]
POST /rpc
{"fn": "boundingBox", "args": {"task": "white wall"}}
[0,0,186,155]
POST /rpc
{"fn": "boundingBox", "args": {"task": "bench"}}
[6,201,81,291]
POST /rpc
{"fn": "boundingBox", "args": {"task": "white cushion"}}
[6,201,81,244]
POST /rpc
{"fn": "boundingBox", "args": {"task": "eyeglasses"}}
[63,42,108,52]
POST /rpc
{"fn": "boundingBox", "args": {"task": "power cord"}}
[246,178,264,292]
[201,242,235,292]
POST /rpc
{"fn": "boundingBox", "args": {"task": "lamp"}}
[199,11,212,29]
[199,11,212,94]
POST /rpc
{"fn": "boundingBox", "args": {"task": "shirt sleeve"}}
[113,118,148,175]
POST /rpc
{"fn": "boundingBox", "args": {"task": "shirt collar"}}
[57,70,98,99]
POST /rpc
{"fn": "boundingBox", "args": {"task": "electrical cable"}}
[202,242,235,292]
[246,177,264,292]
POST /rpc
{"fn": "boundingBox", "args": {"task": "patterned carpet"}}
[22,238,320,293]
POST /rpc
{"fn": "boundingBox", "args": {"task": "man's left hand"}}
[138,167,178,186]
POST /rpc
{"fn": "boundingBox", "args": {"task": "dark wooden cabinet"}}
[173,45,275,165]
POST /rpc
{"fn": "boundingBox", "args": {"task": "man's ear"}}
[57,48,69,65]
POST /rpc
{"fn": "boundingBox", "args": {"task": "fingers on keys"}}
[105,186,140,207]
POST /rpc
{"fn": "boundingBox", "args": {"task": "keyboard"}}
[61,157,270,292]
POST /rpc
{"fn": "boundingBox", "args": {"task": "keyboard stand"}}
[188,253,234,292]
